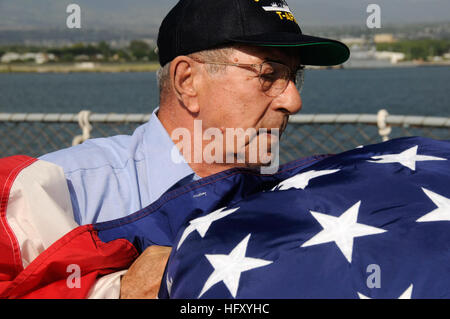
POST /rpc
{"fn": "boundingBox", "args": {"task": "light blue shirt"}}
[40,109,199,225]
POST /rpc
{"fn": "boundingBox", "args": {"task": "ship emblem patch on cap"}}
[254,0,297,23]
[262,1,291,13]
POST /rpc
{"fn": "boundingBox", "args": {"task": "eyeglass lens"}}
[259,62,304,96]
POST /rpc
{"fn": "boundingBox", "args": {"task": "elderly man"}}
[40,0,349,298]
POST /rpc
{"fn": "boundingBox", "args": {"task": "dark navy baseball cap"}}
[157,0,350,67]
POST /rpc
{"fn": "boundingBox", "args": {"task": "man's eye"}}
[261,73,276,80]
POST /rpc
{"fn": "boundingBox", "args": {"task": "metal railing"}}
[1,110,449,164]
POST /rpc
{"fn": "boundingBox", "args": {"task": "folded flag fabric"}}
[0,156,138,299]
[157,136,450,299]
[0,136,449,298]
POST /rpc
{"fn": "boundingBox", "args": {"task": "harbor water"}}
[0,66,449,117]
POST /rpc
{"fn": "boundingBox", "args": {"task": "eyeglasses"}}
[191,57,305,97]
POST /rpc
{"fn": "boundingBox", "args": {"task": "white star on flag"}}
[272,169,340,191]
[358,284,413,299]
[198,234,273,298]
[368,145,446,171]
[416,188,450,222]
[177,207,240,250]
[301,201,387,263]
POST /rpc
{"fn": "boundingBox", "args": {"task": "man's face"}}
[195,45,303,167]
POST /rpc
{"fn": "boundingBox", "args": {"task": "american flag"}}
[0,136,449,298]
[158,136,450,299]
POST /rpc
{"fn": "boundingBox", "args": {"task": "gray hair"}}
[157,45,235,100]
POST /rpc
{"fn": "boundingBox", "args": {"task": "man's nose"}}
[272,80,302,115]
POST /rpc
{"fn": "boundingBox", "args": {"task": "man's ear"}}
[170,56,200,114]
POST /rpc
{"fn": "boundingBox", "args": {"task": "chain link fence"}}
[1,111,449,164]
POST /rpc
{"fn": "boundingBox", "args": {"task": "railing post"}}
[72,110,92,146]
[377,109,392,142]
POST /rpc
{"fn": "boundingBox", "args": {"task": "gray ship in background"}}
[321,34,410,69]
[343,34,408,68]
[336,33,449,69]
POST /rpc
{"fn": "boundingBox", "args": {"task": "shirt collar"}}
[143,108,198,202]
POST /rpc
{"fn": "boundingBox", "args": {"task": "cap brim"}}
[229,33,350,66]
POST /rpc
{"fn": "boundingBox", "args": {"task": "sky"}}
[0,0,449,31]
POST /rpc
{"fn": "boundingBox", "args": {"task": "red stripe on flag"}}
[0,225,138,298]
[0,156,37,283]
